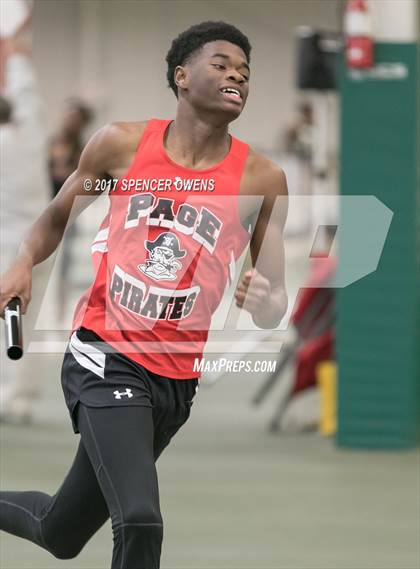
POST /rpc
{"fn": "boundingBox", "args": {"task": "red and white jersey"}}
[72,118,250,379]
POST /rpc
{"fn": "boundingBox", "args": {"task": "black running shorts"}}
[61,327,200,438]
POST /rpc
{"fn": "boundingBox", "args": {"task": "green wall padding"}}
[337,43,420,448]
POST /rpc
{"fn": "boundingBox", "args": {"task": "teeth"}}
[222,88,240,96]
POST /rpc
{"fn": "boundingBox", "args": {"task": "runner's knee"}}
[116,502,163,529]
[41,520,86,560]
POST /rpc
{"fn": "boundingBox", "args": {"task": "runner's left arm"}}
[234,165,288,329]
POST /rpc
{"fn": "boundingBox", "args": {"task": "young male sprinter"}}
[0,21,288,569]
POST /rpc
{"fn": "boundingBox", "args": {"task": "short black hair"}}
[165,21,251,98]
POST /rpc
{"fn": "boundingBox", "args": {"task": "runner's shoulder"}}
[93,121,148,153]
[82,121,149,172]
[244,147,287,198]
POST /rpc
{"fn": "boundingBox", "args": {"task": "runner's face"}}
[178,40,250,118]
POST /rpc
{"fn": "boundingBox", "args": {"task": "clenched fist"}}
[234,268,287,328]
[0,259,33,318]
[234,268,271,316]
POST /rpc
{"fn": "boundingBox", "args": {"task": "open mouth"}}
[219,87,242,103]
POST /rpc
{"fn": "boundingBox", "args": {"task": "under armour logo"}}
[114,388,133,400]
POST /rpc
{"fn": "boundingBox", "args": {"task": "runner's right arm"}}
[0,122,125,315]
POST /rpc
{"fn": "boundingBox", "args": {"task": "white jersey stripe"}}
[91,242,108,254]
[93,227,109,243]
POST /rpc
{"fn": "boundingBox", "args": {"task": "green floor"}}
[1,358,419,569]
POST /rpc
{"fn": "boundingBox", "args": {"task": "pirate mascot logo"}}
[138,232,186,281]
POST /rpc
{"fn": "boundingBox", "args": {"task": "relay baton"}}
[4,296,23,360]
